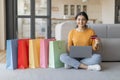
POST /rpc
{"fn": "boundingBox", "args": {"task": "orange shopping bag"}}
[29,39,40,68]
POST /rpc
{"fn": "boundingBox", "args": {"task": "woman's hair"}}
[75,12,89,28]
[75,11,89,20]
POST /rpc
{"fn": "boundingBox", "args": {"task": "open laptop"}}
[69,46,92,58]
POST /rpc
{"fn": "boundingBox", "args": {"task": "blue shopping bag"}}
[6,39,18,70]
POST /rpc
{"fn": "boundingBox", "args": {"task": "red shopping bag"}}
[40,38,55,68]
[18,39,29,69]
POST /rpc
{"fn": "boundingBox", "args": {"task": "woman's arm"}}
[67,30,73,53]
[94,38,101,51]
[91,30,100,51]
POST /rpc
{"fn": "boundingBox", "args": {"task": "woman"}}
[60,12,102,71]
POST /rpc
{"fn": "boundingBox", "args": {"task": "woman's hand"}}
[94,38,100,50]
[91,35,100,47]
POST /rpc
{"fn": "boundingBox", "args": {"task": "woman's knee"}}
[92,54,102,62]
[93,54,101,59]
[60,53,68,62]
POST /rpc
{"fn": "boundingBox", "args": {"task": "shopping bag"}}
[18,39,29,69]
[6,39,18,70]
[40,38,55,68]
[49,40,66,68]
[29,39,40,68]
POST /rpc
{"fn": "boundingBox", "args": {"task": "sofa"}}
[55,21,120,80]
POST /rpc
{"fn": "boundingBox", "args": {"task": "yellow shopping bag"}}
[29,39,40,68]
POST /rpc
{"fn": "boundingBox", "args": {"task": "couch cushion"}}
[55,21,76,42]
[88,24,107,38]
[107,24,120,38]
[101,38,120,61]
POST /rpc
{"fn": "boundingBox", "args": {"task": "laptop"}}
[69,46,92,58]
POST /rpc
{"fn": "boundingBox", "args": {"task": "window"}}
[83,5,87,13]
[76,5,81,14]
[6,0,51,39]
[64,5,69,15]
[70,5,75,15]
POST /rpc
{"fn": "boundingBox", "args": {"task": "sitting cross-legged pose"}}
[60,11,102,71]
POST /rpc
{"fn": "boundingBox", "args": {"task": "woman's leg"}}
[80,53,102,65]
[60,53,83,69]
[79,53,102,71]
[60,53,101,70]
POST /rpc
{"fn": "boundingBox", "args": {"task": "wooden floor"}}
[0,50,6,63]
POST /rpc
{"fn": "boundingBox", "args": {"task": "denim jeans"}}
[60,53,102,69]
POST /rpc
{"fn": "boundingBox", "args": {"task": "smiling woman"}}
[59,12,102,71]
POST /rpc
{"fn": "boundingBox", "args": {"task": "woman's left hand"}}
[94,38,100,47]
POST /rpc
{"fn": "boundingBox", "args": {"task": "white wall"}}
[52,0,116,24]
[0,0,5,50]
[101,0,115,24]
[52,0,102,22]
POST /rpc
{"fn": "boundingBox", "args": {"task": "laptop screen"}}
[69,46,92,58]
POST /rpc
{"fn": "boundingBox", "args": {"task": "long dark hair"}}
[75,12,89,28]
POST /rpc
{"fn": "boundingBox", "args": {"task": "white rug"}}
[0,63,6,70]
[0,63,120,80]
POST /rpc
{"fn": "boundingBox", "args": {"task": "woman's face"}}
[76,15,87,27]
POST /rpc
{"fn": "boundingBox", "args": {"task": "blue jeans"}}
[60,53,102,69]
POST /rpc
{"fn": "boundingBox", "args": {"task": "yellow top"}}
[68,28,99,51]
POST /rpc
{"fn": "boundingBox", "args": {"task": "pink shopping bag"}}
[40,38,55,68]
